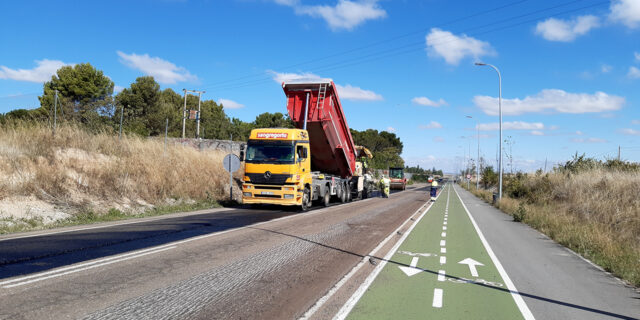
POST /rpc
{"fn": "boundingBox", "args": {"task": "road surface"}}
[0,184,638,319]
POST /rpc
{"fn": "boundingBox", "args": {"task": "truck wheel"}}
[322,190,330,207]
[301,187,311,212]
[346,185,352,202]
[340,185,347,203]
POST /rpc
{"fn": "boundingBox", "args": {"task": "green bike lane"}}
[341,183,532,320]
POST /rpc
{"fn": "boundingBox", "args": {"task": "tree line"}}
[1,63,406,169]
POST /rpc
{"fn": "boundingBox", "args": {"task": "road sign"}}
[223,154,241,173]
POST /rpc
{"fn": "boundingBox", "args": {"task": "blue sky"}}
[1,0,639,173]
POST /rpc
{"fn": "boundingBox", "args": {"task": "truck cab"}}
[242,128,312,208]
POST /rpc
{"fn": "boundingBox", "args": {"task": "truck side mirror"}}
[240,144,246,161]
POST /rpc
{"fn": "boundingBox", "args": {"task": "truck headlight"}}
[284,194,294,199]
[243,192,252,197]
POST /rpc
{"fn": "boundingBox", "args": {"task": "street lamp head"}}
[466,115,472,118]
[475,62,486,66]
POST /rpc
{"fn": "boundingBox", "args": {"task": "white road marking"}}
[444,217,448,221]
[398,256,422,277]
[437,270,446,282]
[444,221,447,225]
[440,240,446,246]
[440,247,446,254]
[443,226,447,230]
[458,258,484,277]
[332,185,447,320]
[302,189,437,320]
[440,256,446,265]
[441,232,446,237]
[453,185,535,320]
[2,246,175,288]
[432,288,443,308]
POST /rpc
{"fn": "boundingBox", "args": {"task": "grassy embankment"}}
[461,169,640,287]
[0,122,240,234]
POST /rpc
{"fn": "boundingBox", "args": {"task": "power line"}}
[204,0,608,92]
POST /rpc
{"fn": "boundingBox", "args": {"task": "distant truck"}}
[241,80,373,211]
[389,167,407,190]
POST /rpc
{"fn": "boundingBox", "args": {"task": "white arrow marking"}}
[458,258,484,277]
[398,257,422,277]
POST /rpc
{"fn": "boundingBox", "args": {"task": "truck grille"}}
[246,173,291,185]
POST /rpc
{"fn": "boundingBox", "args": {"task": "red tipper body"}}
[283,80,357,178]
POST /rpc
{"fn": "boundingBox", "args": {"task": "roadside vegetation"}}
[0,122,231,234]
[461,155,640,287]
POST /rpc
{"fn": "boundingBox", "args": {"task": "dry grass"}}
[0,122,239,228]
[463,170,640,287]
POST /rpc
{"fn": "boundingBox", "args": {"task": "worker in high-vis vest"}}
[429,176,438,201]
[380,175,390,198]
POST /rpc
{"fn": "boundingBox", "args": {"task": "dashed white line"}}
[441,232,447,237]
[443,221,447,225]
[432,288,443,308]
[437,270,446,282]
[440,256,446,265]
[440,240,446,246]
[440,247,446,254]
[443,226,447,230]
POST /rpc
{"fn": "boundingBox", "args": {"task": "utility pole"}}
[119,105,125,140]
[182,89,206,139]
[544,158,548,172]
[164,118,169,156]
[53,90,58,136]
[618,145,621,161]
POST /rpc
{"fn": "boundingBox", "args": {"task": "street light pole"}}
[466,115,480,190]
[475,62,502,200]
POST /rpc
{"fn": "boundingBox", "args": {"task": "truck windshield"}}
[390,169,404,178]
[245,140,295,164]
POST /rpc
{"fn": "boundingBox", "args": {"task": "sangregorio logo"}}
[256,132,288,139]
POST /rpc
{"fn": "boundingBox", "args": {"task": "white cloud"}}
[631,120,640,125]
[412,96,448,107]
[433,136,445,143]
[218,98,245,109]
[635,52,640,62]
[530,130,545,136]
[276,0,386,31]
[0,59,71,83]
[335,84,383,101]
[620,128,640,135]
[473,89,625,116]
[385,127,396,133]
[268,71,382,101]
[628,66,640,79]
[609,0,640,29]
[601,64,612,73]
[114,85,125,93]
[117,51,197,84]
[571,137,608,143]
[477,121,544,131]
[419,121,443,129]
[425,28,494,65]
[535,15,600,42]
[576,130,584,135]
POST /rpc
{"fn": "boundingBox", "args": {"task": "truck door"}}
[296,144,310,173]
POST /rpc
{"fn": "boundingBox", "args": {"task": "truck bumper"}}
[242,184,302,206]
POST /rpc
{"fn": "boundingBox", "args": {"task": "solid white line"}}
[441,232,446,237]
[300,193,432,320]
[437,270,445,282]
[440,240,446,246]
[332,185,447,320]
[3,246,175,288]
[440,256,446,265]
[441,248,446,254]
[432,288,443,308]
[453,185,535,320]
[0,243,176,286]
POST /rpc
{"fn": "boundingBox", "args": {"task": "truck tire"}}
[322,189,330,207]
[346,184,352,202]
[340,184,347,203]
[300,187,311,212]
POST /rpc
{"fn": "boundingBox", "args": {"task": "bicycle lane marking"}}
[342,183,528,320]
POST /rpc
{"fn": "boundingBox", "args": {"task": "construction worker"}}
[429,176,438,201]
[380,174,390,198]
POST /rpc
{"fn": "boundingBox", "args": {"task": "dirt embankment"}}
[0,123,242,229]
